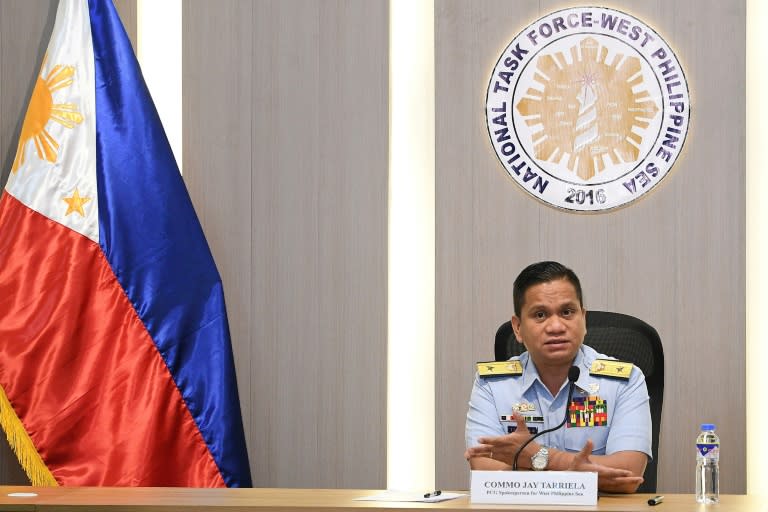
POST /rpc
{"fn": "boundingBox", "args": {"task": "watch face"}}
[532,448,548,470]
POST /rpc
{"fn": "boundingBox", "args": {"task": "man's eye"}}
[535,311,546,319]
[563,309,573,317]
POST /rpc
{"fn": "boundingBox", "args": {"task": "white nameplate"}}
[470,470,597,506]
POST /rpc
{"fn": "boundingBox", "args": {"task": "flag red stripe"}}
[0,193,225,486]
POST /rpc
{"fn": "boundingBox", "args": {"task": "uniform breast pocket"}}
[564,426,609,454]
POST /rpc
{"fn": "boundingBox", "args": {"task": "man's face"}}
[510,278,586,369]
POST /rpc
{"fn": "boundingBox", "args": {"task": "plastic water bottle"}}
[695,423,720,504]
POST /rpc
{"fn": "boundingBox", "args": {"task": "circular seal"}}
[486,7,689,212]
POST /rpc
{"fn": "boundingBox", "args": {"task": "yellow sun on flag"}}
[62,188,91,217]
[11,59,84,173]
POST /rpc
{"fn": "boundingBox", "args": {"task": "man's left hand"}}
[568,439,644,492]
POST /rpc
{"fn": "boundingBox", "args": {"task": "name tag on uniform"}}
[499,414,543,422]
[507,425,539,435]
[500,414,543,434]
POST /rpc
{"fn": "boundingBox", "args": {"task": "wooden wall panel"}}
[183,0,256,486]
[436,0,745,494]
[112,0,136,52]
[183,0,388,488]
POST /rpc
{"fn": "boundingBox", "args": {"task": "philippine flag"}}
[0,0,252,487]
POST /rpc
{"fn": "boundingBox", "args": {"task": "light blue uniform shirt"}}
[465,345,652,458]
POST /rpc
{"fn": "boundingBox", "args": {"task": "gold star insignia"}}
[63,188,91,217]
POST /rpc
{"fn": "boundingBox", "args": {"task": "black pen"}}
[647,495,664,506]
[424,490,442,498]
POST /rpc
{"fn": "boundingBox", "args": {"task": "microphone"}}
[512,366,580,470]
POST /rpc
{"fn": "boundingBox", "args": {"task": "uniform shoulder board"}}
[589,359,634,379]
[476,360,523,377]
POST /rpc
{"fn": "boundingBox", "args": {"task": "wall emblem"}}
[486,7,689,211]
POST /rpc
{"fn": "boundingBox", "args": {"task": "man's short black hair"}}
[512,261,583,317]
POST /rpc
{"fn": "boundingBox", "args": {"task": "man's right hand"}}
[464,412,537,469]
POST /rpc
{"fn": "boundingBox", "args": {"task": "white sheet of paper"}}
[354,490,465,503]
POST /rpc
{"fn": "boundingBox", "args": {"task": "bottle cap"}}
[700,423,716,431]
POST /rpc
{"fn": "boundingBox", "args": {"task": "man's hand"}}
[568,439,644,493]
[464,412,537,468]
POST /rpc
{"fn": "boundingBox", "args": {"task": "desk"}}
[0,487,758,511]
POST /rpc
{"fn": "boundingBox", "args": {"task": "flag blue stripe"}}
[88,0,251,487]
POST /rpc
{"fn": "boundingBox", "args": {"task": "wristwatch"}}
[531,446,549,471]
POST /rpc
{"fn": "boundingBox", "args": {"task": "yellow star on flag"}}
[63,188,91,217]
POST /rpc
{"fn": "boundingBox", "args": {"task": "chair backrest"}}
[494,310,664,493]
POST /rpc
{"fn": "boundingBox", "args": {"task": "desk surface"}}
[0,487,758,511]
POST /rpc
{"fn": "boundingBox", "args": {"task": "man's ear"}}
[510,316,524,344]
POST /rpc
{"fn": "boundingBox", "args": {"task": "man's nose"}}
[545,315,566,332]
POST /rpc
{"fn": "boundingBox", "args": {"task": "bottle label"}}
[696,443,719,458]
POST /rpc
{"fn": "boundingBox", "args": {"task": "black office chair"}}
[494,310,664,493]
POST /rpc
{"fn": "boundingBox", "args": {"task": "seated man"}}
[464,261,651,493]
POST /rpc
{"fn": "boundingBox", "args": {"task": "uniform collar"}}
[573,346,590,394]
